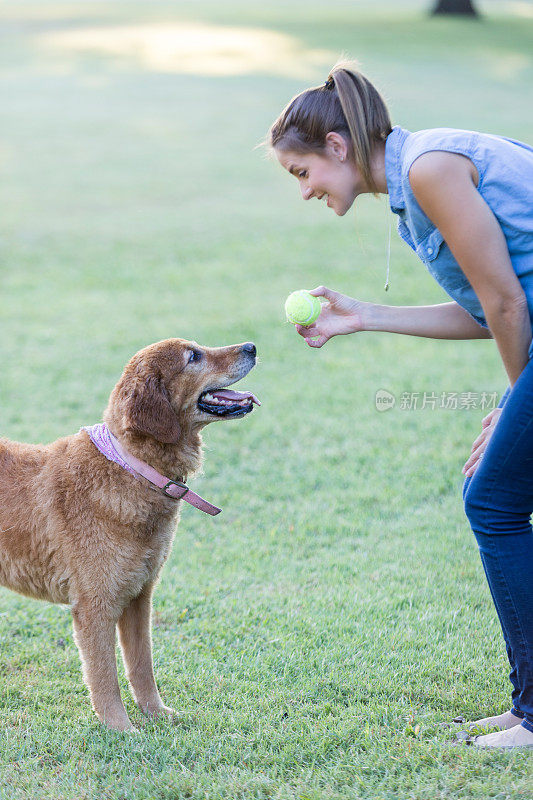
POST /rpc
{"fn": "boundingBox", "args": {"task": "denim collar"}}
[385,125,410,214]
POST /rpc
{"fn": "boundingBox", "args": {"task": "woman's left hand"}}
[462,407,503,477]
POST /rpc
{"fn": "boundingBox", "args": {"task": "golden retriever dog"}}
[0,338,259,731]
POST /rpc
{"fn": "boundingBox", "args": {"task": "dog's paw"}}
[101,717,138,732]
[149,704,177,718]
[142,704,195,726]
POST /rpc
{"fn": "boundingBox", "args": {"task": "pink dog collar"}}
[82,423,221,516]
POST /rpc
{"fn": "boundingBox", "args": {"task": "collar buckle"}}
[162,479,189,499]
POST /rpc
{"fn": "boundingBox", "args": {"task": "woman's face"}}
[275,133,363,216]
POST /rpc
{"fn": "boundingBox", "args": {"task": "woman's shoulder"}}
[396,126,533,180]
[399,127,478,176]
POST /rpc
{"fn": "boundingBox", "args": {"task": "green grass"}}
[1,1,533,797]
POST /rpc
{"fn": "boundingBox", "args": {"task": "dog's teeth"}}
[202,394,251,408]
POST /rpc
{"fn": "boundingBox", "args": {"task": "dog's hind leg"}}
[117,583,177,719]
[71,599,135,731]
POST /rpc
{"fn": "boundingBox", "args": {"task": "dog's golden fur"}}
[0,338,257,730]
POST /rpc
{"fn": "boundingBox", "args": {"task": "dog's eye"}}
[188,350,202,364]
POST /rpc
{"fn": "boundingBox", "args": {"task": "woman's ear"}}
[127,376,181,444]
[325,131,349,162]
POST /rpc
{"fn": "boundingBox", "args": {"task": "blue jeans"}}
[463,358,533,732]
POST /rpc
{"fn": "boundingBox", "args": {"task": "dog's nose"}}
[241,342,256,357]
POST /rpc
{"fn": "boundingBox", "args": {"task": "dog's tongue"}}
[213,389,261,406]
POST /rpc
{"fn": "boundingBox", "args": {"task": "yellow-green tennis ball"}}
[285,290,321,326]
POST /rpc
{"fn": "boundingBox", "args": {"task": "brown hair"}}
[269,62,392,194]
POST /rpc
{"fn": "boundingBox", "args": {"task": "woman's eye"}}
[188,350,202,364]
[298,170,307,179]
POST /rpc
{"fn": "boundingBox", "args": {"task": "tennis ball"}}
[285,290,321,326]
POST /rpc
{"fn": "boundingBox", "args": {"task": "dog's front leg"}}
[71,599,135,731]
[117,583,177,719]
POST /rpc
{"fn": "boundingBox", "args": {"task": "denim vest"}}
[385,126,533,352]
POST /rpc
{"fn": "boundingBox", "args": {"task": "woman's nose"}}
[301,185,313,201]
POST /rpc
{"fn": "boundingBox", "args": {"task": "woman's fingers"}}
[295,323,316,337]
[295,323,328,347]
[292,286,361,341]
[464,408,503,475]
[305,335,327,348]
[309,285,335,301]
[463,442,487,476]
[470,428,488,452]
[481,408,502,428]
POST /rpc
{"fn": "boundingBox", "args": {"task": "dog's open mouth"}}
[197,389,261,417]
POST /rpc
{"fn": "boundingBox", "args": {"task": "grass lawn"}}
[1,1,533,797]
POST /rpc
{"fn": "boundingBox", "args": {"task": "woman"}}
[269,63,533,749]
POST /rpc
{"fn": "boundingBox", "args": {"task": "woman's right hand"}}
[295,286,366,348]
[462,406,503,477]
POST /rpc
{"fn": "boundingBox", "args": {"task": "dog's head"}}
[104,338,259,444]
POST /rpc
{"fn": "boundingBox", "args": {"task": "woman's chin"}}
[330,196,355,216]
[333,203,350,217]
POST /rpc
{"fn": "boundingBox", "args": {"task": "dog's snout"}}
[241,342,256,357]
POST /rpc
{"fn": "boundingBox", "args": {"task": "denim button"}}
[427,247,433,255]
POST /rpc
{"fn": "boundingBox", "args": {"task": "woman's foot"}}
[468,709,523,732]
[474,723,533,750]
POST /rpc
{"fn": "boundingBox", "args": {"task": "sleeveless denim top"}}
[385,126,533,353]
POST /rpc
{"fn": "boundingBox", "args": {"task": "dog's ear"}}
[126,376,181,444]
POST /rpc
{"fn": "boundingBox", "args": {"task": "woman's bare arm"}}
[296,288,492,347]
[363,299,492,339]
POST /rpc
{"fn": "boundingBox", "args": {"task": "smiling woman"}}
[270,64,392,199]
[268,60,533,751]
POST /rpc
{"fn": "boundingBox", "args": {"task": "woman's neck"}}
[370,142,388,195]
